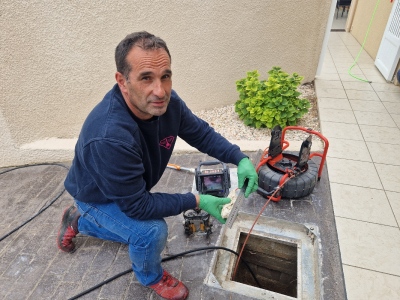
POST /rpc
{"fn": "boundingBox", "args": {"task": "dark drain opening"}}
[233,233,298,298]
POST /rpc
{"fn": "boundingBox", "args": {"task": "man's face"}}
[116,46,172,120]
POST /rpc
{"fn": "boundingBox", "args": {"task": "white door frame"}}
[375,0,400,81]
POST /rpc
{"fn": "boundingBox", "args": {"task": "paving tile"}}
[342,74,371,83]
[0,277,15,298]
[5,278,41,300]
[125,281,154,299]
[345,89,380,101]
[372,82,400,93]
[97,274,131,299]
[330,183,397,226]
[366,142,400,165]
[349,100,387,113]
[392,113,400,127]
[29,274,62,300]
[365,75,389,84]
[320,65,338,74]
[359,124,400,144]
[336,217,400,276]
[326,138,371,162]
[375,164,400,193]
[323,54,334,63]
[343,265,400,300]
[383,101,400,115]
[80,269,110,293]
[46,251,75,277]
[319,108,356,123]
[346,49,361,58]
[321,121,364,141]
[328,45,348,52]
[53,281,93,300]
[335,63,363,75]
[315,79,343,90]
[354,111,397,127]
[316,87,348,99]
[318,97,352,110]
[6,259,46,297]
[90,241,120,272]
[339,72,366,82]
[342,81,374,91]
[355,56,375,64]
[326,157,383,189]
[386,191,400,226]
[317,73,341,81]
[360,67,385,76]
[321,59,335,66]
[377,91,400,102]
[346,45,362,52]
[3,253,34,279]
[331,56,355,65]
[328,42,344,49]
[339,35,359,46]
[62,248,98,282]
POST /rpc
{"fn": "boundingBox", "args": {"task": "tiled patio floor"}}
[316,31,400,300]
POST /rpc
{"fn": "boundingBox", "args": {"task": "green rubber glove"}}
[237,157,259,197]
[199,194,231,224]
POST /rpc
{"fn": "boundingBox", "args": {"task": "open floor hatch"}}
[206,213,322,300]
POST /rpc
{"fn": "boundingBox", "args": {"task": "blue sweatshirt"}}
[65,84,246,220]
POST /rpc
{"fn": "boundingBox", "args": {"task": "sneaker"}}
[149,270,189,300]
[57,205,80,252]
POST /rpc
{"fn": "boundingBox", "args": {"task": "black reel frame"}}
[256,125,329,202]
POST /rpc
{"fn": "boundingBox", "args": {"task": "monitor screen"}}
[202,175,223,191]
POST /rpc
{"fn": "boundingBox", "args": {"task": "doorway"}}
[331,1,353,32]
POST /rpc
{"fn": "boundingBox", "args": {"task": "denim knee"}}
[132,219,168,251]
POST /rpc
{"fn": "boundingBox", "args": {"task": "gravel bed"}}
[193,82,320,142]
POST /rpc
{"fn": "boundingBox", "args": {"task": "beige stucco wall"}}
[349,0,393,59]
[0,0,332,167]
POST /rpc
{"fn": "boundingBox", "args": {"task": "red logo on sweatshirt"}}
[160,136,174,150]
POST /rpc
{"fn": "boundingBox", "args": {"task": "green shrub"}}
[234,67,310,129]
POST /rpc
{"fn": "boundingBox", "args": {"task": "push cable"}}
[232,172,295,280]
[0,162,262,299]
[68,246,261,300]
[0,163,69,242]
[347,0,381,83]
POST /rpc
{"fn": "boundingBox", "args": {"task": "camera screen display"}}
[202,175,223,191]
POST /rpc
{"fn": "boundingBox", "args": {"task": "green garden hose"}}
[348,0,382,83]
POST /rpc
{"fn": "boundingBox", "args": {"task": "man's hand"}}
[199,194,231,224]
[237,157,258,197]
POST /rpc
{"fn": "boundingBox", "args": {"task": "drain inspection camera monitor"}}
[195,161,230,197]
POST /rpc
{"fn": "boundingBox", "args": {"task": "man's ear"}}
[115,72,128,94]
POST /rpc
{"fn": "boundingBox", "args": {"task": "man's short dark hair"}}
[115,31,171,79]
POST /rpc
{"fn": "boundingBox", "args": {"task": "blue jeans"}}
[74,200,168,286]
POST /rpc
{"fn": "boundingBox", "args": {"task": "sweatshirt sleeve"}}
[81,138,196,219]
[177,99,246,165]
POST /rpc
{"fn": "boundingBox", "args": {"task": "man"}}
[57,31,258,300]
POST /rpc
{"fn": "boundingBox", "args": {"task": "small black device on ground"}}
[183,160,231,237]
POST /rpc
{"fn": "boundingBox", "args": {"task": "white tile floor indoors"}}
[314,11,400,300]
